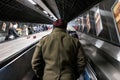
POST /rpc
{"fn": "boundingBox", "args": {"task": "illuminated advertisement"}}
[0,22,6,32]
[79,17,84,32]
[94,8,103,36]
[75,17,85,32]
[113,1,120,33]
[86,13,91,33]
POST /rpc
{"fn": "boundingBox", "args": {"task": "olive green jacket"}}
[32,28,86,80]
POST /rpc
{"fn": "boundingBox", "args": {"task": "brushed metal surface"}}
[78,32,120,80]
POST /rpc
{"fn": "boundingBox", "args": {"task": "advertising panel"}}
[94,8,103,36]
[113,1,120,33]
[86,13,91,33]
[0,22,6,32]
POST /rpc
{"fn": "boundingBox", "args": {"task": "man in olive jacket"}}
[31,19,86,80]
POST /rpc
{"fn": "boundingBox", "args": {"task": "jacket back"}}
[32,28,86,80]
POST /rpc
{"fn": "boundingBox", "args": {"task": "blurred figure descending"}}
[67,30,79,39]
[32,19,86,80]
[13,22,18,29]
[1,22,6,32]
[5,23,20,40]
[22,25,29,36]
[28,25,34,35]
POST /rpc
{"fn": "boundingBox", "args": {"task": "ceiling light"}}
[54,18,57,21]
[28,0,36,5]
[43,10,48,14]
[50,15,53,18]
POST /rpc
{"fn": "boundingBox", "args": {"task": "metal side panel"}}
[78,32,120,80]
[77,32,120,70]
[85,63,97,80]
[77,32,120,63]
[0,45,35,80]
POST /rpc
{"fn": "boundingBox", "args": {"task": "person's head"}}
[13,22,18,29]
[9,23,13,28]
[2,22,6,28]
[1,22,6,31]
[53,19,67,29]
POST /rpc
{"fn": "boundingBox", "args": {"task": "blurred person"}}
[17,28,22,36]
[5,22,19,40]
[22,25,29,36]
[13,23,22,35]
[1,22,6,32]
[68,30,79,39]
[28,25,34,35]
[13,22,18,29]
[43,25,48,31]
[0,22,7,42]
[31,19,86,80]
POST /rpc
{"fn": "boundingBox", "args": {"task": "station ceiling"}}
[0,0,103,24]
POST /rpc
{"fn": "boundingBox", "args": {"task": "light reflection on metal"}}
[95,40,104,48]
[28,0,36,5]
[113,72,120,80]
[117,53,120,62]
[43,10,48,14]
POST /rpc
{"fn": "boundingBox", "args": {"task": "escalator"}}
[1,30,115,80]
[78,31,120,80]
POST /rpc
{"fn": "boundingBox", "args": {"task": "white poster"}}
[94,8,103,36]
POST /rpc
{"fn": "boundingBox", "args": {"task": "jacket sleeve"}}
[13,28,20,37]
[77,41,87,74]
[31,39,45,79]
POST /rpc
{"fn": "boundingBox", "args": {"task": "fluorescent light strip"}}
[28,0,36,5]
[43,10,48,14]
[43,10,57,20]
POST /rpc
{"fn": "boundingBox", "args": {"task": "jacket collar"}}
[52,28,66,33]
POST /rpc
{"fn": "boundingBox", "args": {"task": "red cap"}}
[53,19,67,28]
